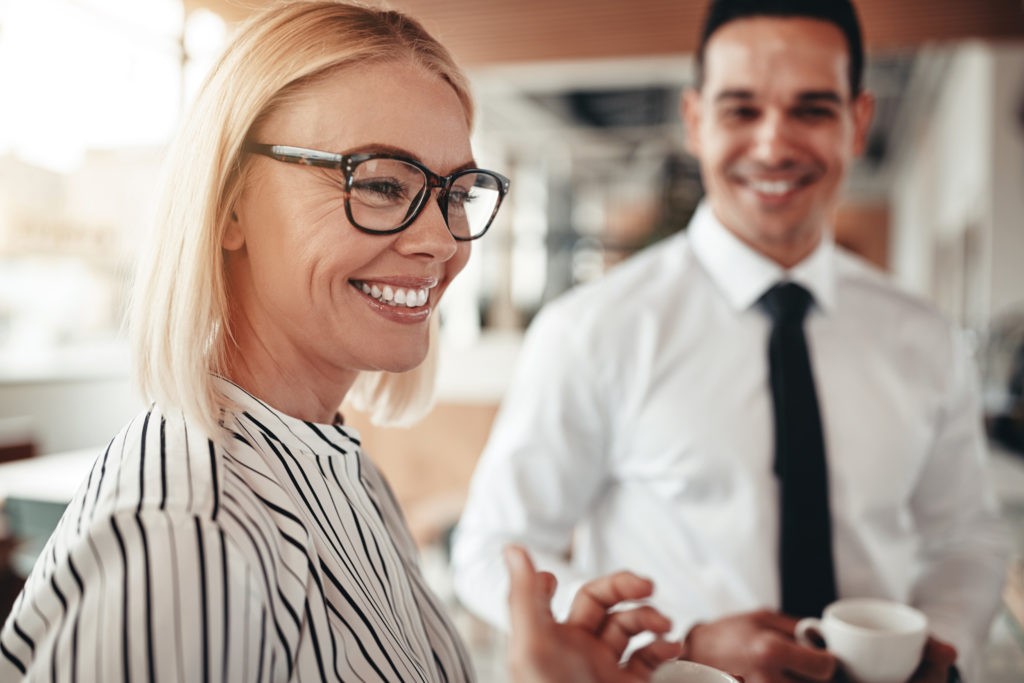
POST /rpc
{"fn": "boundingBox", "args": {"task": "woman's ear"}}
[222,208,245,251]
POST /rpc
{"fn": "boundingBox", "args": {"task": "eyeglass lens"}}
[350,158,502,239]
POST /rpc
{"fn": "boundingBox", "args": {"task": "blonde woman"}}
[0,2,681,682]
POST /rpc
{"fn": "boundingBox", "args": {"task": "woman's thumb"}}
[504,544,549,630]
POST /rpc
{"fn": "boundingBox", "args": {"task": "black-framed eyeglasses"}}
[244,143,510,241]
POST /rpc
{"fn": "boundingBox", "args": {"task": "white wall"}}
[988,45,1024,321]
[0,332,522,456]
[0,375,141,455]
[0,344,142,455]
[891,42,1024,329]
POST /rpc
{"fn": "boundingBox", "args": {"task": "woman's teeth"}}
[356,281,429,308]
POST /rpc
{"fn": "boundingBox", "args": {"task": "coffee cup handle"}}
[795,617,826,648]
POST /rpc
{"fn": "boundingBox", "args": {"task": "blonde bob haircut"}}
[130,1,473,437]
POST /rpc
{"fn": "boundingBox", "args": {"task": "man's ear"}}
[850,90,876,157]
[222,208,245,251]
[681,88,704,157]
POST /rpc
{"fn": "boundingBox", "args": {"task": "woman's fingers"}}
[598,605,675,655]
[504,544,553,634]
[504,549,683,683]
[567,571,656,632]
[622,638,685,677]
[537,569,558,602]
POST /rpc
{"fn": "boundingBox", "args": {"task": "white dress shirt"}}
[452,203,1008,680]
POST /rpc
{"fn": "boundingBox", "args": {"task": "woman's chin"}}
[371,347,428,374]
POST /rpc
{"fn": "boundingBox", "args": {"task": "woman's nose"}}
[394,190,459,261]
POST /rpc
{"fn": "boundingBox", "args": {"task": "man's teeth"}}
[749,179,797,195]
[358,282,429,308]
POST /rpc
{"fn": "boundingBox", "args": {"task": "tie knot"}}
[760,282,814,324]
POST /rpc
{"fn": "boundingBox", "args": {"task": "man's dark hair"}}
[695,0,865,95]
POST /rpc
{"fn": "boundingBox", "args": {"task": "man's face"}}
[683,17,874,266]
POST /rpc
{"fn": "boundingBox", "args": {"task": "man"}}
[452,1,1009,681]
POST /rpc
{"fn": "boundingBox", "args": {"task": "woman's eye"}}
[352,178,408,202]
[448,187,476,207]
[446,187,478,218]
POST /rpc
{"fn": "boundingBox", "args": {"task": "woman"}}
[0,2,681,681]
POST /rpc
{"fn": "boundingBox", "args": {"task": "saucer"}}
[652,661,740,683]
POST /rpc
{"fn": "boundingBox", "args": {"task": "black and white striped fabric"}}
[1,378,475,682]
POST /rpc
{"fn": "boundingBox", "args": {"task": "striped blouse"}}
[1,379,475,682]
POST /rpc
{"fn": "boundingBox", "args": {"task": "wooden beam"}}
[185,0,1024,65]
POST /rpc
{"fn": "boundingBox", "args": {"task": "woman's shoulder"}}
[40,404,311,588]
[1,408,309,681]
[88,405,312,529]
[77,405,226,523]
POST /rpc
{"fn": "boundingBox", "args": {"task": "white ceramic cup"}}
[795,598,928,683]
[651,660,740,683]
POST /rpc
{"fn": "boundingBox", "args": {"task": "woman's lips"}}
[349,278,436,323]
[350,280,429,308]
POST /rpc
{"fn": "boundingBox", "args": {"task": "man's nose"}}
[750,111,793,164]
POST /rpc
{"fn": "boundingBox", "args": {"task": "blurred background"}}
[1,0,1023,680]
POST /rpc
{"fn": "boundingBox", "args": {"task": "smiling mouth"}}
[350,280,430,308]
[749,179,797,195]
[743,177,813,196]
[732,163,824,198]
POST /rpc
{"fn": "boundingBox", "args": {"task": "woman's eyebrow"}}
[335,142,477,172]
[341,142,418,157]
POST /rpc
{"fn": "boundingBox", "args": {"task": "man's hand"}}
[682,610,836,683]
[908,638,957,683]
[504,544,683,683]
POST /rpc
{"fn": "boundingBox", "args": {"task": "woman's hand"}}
[504,544,683,682]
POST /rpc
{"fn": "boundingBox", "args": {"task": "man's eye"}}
[794,106,837,121]
[723,106,759,121]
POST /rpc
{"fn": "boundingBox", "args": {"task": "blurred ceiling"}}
[186,0,1024,64]
[183,0,1024,204]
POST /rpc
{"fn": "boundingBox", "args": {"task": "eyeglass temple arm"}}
[243,143,346,170]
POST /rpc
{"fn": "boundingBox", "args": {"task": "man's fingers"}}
[504,544,552,634]
[752,609,801,637]
[784,636,837,682]
[921,637,957,668]
[911,637,958,683]
[566,571,655,632]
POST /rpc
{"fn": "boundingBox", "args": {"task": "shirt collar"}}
[688,201,837,314]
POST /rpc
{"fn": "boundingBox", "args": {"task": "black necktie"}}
[760,282,837,617]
